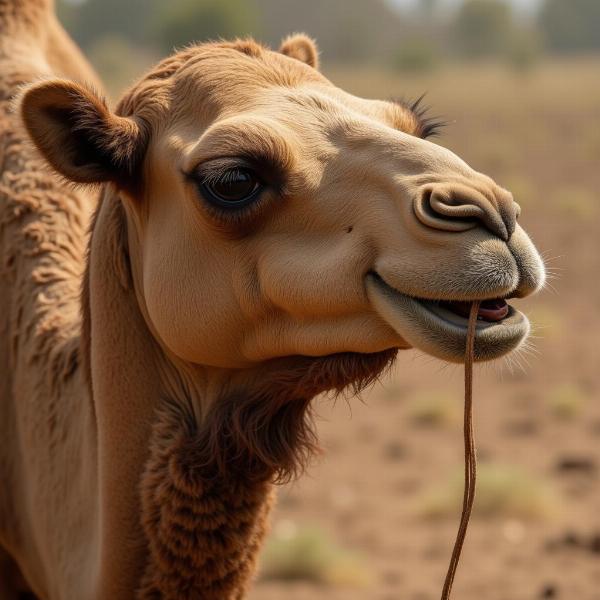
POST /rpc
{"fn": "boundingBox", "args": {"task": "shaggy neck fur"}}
[85,191,396,598]
[2,7,400,593]
[85,190,280,597]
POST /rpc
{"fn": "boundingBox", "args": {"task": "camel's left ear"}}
[17,79,148,186]
[279,34,320,70]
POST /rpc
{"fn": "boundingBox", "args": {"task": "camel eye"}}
[200,167,263,208]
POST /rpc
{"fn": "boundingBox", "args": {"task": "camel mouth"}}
[439,298,510,322]
[366,272,529,363]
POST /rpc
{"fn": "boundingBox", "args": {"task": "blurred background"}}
[58,1,599,598]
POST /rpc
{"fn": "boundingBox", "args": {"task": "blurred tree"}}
[418,0,440,21]
[392,0,444,73]
[506,27,542,72]
[86,35,159,97]
[539,0,600,53]
[56,0,79,33]
[252,0,408,63]
[58,0,161,48]
[59,0,408,65]
[150,0,260,52]
[393,36,440,73]
[454,0,514,58]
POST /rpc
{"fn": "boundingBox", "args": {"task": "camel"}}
[0,1,545,598]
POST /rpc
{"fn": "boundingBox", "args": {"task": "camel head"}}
[18,35,544,384]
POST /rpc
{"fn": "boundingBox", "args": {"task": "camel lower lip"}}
[366,273,530,363]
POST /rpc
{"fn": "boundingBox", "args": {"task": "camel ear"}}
[18,79,147,185]
[279,34,320,70]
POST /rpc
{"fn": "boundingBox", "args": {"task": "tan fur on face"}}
[93,42,541,367]
[2,13,544,600]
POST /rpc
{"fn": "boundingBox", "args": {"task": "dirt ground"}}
[247,60,600,600]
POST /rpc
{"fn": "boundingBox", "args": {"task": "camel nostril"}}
[414,188,480,234]
[429,194,487,221]
[414,186,512,241]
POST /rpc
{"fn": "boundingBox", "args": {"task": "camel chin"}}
[366,273,531,363]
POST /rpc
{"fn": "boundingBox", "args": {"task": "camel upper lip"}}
[365,271,530,363]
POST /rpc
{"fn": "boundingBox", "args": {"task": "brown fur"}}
[0,0,51,32]
[137,350,395,598]
[20,81,149,185]
[0,4,100,597]
[137,403,275,600]
[191,350,397,485]
[0,28,398,599]
[1,2,544,598]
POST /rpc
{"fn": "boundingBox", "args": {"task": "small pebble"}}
[540,583,558,598]
[589,533,600,554]
[561,530,583,547]
[555,456,597,475]
[383,441,406,460]
[503,419,539,436]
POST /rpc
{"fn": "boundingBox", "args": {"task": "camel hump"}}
[0,0,54,36]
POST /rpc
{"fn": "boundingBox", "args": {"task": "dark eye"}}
[200,167,263,208]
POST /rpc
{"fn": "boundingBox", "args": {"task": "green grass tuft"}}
[417,463,559,520]
[260,521,372,587]
[407,392,461,427]
[547,384,587,420]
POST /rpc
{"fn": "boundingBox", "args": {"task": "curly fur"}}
[137,350,396,599]
[1,15,399,596]
[1,3,546,595]
[137,403,275,600]
[1,2,448,597]
[0,0,52,32]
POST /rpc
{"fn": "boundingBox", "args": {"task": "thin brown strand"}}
[441,300,480,600]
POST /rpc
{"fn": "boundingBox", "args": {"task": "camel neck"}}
[136,403,275,599]
[87,192,277,598]
[0,0,53,35]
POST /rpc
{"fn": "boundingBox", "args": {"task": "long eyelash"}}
[394,93,447,140]
[411,94,447,139]
[192,161,250,186]
[190,154,286,191]
[185,161,269,228]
